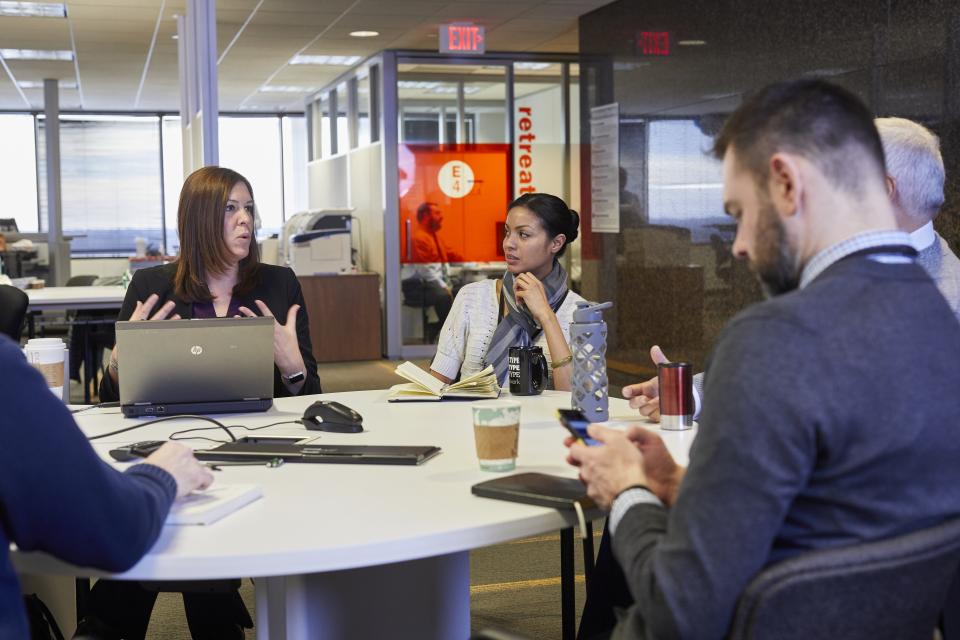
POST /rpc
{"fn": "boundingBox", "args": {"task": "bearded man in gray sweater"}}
[568,80,960,640]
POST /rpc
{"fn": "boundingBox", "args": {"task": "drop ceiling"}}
[0,0,613,113]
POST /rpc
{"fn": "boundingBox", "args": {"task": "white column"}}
[178,0,219,177]
[43,78,70,286]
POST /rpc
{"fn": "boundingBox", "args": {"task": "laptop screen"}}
[116,317,275,406]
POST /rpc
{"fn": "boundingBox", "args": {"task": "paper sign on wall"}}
[590,103,620,234]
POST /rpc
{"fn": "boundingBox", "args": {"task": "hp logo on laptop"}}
[190,345,203,355]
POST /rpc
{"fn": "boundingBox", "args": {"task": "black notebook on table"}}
[471,472,597,511]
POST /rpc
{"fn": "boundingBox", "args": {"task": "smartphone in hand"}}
[557,409,600,446]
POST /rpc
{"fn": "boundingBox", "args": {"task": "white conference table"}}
[13,390,697,639]
[25,285,126,312]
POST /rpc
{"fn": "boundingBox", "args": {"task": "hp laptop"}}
[116,317,274,417]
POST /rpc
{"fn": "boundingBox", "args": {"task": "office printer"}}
[282,209,354,275]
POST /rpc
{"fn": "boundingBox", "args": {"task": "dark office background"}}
[577,0,960,377]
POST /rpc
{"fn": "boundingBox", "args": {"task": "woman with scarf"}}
[430,193,583,390]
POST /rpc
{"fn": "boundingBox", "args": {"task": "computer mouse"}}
[301,400,364,433]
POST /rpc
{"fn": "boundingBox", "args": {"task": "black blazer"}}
[99,262,321,402]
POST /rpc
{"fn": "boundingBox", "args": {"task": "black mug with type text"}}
[509,346,548,396]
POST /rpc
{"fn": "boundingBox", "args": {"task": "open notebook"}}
[388,361,501,401]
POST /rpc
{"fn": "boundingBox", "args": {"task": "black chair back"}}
[0,284,28,341]
[729,517,960,640]
[66,275,97,287]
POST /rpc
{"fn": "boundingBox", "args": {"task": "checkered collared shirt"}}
[799,230,915,289]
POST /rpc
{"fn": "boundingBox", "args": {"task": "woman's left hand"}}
[513,272,552,323]
[238,300,305,376]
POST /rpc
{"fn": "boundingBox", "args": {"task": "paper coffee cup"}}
[472,400,521,472]
[24,338,68,402]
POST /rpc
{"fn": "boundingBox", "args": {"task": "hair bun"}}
[567,209,580,244]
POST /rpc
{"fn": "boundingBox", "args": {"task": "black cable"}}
[87,414,238,442]
[167,420,305,443]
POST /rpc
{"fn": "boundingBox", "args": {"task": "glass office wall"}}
[305,52,580,358]
[578,0,960,387]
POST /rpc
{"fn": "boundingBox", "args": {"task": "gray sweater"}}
[612,256,960,640]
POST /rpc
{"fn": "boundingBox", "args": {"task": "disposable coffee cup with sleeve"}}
[24,337,69,403]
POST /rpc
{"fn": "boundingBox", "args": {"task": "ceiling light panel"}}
[18,79,76,89]
[0,2,66,18]
[0,48,73,61]
[259,85,316,93]
[289,54,361,66]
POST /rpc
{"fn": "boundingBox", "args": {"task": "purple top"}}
[192,298,243,318]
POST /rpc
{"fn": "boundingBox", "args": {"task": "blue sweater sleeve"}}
[0,337,176,572]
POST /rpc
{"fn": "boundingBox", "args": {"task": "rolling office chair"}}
[65,275,115,403]
[0,284,28,341]
[728,516,960,640]
[473,517,960,640]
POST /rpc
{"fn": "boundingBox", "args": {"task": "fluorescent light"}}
[429,85,480,95]
[289,54,360,66]
[18,80,76,89]
[676,39,707,46]
[514,62,551,71]
[398,80,440,90]
[349,30,379,38]
[259,85,316,93]
[0,48,73,60]
[0,2,66,18]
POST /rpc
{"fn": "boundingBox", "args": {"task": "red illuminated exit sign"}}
[439,23,486,54]
[636,31,670,56]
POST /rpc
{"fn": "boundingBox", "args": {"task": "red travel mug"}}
[658,362,693,430]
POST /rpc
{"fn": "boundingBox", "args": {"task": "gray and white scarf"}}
[484,261,569,386]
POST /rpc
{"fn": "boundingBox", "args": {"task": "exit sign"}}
[440,24,485,54]
[636,31,670,56]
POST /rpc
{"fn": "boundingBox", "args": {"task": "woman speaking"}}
[85,166,320,639]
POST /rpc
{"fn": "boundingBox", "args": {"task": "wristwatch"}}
[284,371,305,384]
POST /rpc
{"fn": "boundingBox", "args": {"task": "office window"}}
[335,83,349,154]
[647,119,724,232]
[282,116,308,219]
[320,94,332,158]
[357,72,372,147]
[219,116,284,239]
[37,115,163,256]
[0,114,39,232]
[161,115,183,253]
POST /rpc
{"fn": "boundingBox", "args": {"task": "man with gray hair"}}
[876,116,960,320]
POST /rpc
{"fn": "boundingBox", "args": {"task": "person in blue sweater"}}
[0,335,214,639]
[568,80,960,639]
